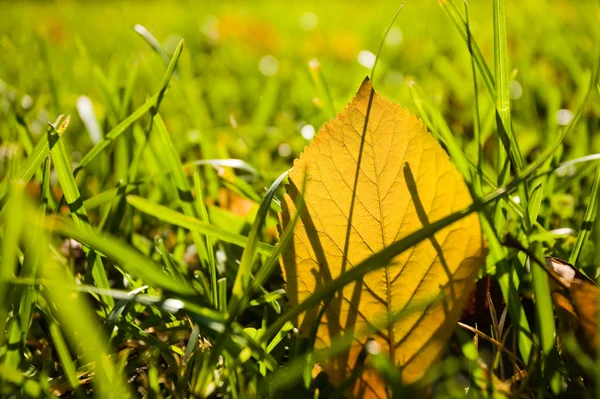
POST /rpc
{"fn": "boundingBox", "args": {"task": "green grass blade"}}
[266,321,294,354]
[45,216,196,296]
[42,260,132,398]
[370,2,404,85]
[194,172,217,306]
[49,117,114,308]
[74,92,158,172]
[154,236,188,283]
[69,284,225,329]
[218,278,227,314]
[104,285,148,341]
[464,0,484,197]
[493,0,523,171]
[49,117,82,223]
[240,174,307,317]
[495,258,532,363]
[439,0,495,98]
[82,181,143,210]
[3,318,21,371]
[134,24,171,65]
[440,0,520,177]
[555,153,600,176]
[0,181,25,348]
[569,164,600,265]
[228,170,288,316]
[249,289,285,308]
[126,195,274,256]
[256,334,355,397]
[0,364,45,398]
[154,39,184,111]
[409,81,471,183]
[252,184,304,294]
[17,115,64,181]
[183,324,201,365]
[127,124,148,182]
[75,40,183,173]
[6,160,53,370]
[196,171,288,394]
[530,241,559,391]
[48,318,81,393]
[527,182,544,226]
[152,113,210,269]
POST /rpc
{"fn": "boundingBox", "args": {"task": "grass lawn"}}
[1,0,600,397]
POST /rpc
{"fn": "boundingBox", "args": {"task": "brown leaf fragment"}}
[547,257,598,356]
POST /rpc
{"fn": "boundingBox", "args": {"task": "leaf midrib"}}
[366,97,396,364]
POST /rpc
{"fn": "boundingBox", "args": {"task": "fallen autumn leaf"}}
[280,77,486,398]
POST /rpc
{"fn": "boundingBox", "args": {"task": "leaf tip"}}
[360,76,373,91]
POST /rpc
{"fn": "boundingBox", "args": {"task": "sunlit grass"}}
[1,0,599,397]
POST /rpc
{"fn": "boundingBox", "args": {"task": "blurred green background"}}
[1,0,598,181]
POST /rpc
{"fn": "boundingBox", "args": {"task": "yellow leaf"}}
[280,78,485,398]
